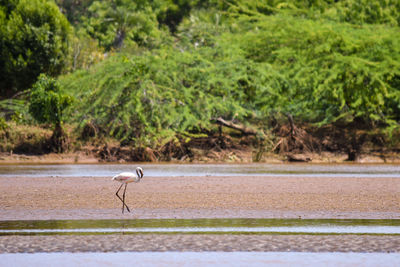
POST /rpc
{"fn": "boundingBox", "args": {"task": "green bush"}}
[82,0,166,51]
[0,0,71,97]
[29,74,73,152]
[58,0,400,149]
[229,14,400,127]
[60,44,256,147]
[336,0,400,26]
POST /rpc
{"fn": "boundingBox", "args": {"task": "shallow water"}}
[1,163,400,178]
[1,226,400,235]
[1,218,399,235]
[1,252,399,267]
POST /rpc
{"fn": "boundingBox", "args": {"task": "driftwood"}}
[213,117,258,136]
[286,153,311,162]
[272,113,319,155]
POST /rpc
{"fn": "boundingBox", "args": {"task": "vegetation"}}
[1,0,400,161]
[29,74,73,152]
[0,0,71,97]
[82,0,165,50]
[0,122,52,154]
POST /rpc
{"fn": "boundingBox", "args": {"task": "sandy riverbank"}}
[0,176,399,220]
[1,150,400,164]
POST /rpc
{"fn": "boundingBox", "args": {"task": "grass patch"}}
[0,122,52,154]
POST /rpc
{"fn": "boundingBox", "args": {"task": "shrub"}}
[29,74,73,152]
[0,0,71,97]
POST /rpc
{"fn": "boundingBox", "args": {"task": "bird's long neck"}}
[136,168,143,179]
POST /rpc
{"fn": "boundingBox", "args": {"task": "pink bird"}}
[112,167,144,213]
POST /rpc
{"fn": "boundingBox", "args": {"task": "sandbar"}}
[1,176,399,220]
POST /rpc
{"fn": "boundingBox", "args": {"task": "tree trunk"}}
[51,122,67,153]
[113,29,126,49]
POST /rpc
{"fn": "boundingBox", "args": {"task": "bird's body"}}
[112,167,143,213]
[112,172,142,184]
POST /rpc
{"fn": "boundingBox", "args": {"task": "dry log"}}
[286,153,311,162]
[213,117,258,136]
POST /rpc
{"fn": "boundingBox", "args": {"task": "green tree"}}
[29,74,73,152]
[0,0,71,98]
[83,0,164,51]
[55,0,95,25]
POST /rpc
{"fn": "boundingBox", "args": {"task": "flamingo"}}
[112,167,144,213]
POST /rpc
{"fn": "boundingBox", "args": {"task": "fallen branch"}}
[271,138,284,152]
[213,117,258,136]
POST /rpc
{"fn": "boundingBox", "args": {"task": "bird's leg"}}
[122,183,130,213]
[115,184,130,212]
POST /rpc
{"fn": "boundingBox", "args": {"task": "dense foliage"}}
[58,0,400,150]
[231,14,400,126]
[2,0,400,156]
[29,74,73,151]
[29,74,73,126]
[0,0,71,97]
[60,48,252,146]
[82,0,165,50]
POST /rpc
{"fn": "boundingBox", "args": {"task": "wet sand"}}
[1,176,399,254]
[0,234,399,253]
[0,176,399,220]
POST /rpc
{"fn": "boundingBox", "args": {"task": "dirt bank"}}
[1,150,400,164]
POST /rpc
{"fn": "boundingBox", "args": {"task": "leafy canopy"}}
[29,74,73,127]
[82,0,165,51]
[0,0,71,97]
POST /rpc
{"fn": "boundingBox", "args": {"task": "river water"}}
[1,252,399,267]
[0,163,400,178]
[0,218,399,235]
